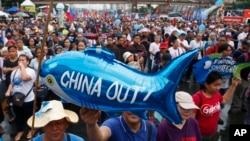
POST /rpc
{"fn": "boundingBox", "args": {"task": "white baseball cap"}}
[175,91,199,109]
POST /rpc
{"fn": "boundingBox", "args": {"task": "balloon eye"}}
[47,76,54,86]
[204,60,212,69]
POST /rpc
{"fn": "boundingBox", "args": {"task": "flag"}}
[66,6,75,22]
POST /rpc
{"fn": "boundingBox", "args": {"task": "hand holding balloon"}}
[79,108,101,126]
[231,77,241,87]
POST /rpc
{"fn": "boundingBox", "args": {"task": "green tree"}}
[138,6,147,14]
[146,4,155,14]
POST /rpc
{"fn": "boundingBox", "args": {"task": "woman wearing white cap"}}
[156,91,202,141]
[123,51,142,71]
[27,100,84,141]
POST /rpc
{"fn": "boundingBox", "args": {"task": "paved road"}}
[0,80,246,141]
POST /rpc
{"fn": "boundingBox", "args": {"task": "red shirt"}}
[205,44,219,56]
[192,91,223,136]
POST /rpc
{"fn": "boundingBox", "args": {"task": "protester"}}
[157,91,202,141]
[205,35,227,56]
[5,54,36,140]
[151,42,170,73]
[232,40,249,61]
[237,25,249,49]
[2,45,19,124]
[80,108,157,141]
[149,35,161,72]
[192,71,241,141]
[216,43,235,95]
[123,51,142,71]
[243,73,250,125]
[0,9,249,140]
[168,38,185,59]
[27,100,85,141]
[15,38,33,59]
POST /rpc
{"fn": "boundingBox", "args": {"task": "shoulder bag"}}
[11,70,33,107]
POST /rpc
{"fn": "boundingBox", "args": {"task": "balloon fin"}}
[158,49,199,124]
[84,47,116,60]
[233,63,250,80]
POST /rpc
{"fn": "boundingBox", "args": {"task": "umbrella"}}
[4,6,19,13]
[13,12,29,17]
[0,11,9,17]
[138,27,150,33]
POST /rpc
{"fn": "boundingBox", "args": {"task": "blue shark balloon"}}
[40,47,199,124]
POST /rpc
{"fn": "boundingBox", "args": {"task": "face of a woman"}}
[222,46,232,57]
[205,79,222,94]
[2,51,8,59]
[43,46,48,55]
[127,55,134,63]
[64,40,71,47]
[77,42,86,51]
[29,39,35,46]
[8,47,17,59]
[43,118,68,141]
[177,104,193,121]
[18,56,29,67]
[36,49,42,58]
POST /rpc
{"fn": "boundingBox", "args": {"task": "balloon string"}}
[30,0,54,140]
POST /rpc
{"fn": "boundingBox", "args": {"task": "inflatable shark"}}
[40,47,199,124]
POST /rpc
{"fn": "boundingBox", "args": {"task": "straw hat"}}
[27,100,79,128]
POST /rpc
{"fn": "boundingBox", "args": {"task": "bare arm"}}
[19,63,31,82]
[5,83,13,97]
[80,108,111,141]
[222,77,241,104]
[2,66,19,74]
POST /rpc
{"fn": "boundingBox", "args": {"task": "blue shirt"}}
[102,116,157,141]
[31,133,84,141]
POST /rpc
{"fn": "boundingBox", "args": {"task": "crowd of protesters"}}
[0,14,249,141]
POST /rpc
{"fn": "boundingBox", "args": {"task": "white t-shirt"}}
[11,68,36,102]
[149,42,160,60]
[228,40,234,48]
[178,39,190,51]
[168,47,186,59]
[17,46,33,59]
[237,32,248,49]
[189,40,204,59]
